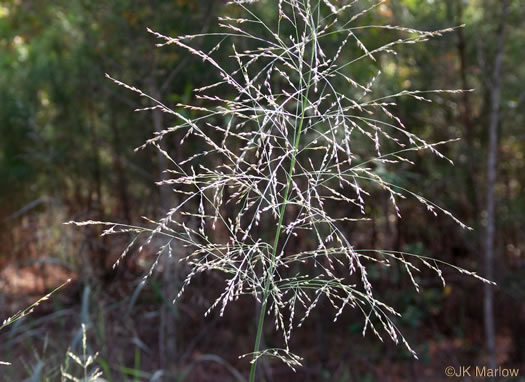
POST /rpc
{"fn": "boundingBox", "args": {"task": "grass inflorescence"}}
[68,0,493,379]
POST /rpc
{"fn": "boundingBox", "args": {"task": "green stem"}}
[248,20,316,382]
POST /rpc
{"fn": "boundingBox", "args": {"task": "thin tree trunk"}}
[88,101,108,274]
[150,80,172,213]
[484,0,510,370]
[454,0,479,216]
[149,78,178,369]
[149,3,220,367]
[148,43,178,367]
[109,112,132,224]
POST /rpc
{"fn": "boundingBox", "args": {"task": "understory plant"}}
[60,324,103,382]
[69,0,492,379]
[0,279,70,366]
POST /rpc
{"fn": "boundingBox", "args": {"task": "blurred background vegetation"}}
[0,0,523,380]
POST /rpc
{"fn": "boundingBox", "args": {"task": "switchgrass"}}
[69,0,493,379]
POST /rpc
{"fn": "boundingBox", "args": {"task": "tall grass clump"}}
[69,0,493,379]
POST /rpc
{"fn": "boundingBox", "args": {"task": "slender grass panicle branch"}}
[0,279,71,366]
[68,0,493,379]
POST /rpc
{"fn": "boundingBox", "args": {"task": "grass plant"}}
[69,0,493,379]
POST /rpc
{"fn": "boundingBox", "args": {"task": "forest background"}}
[0,0,523,380]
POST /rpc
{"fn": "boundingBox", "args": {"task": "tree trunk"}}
[109,111,132,224]
[150,81,172,213]
[149,49,178,367]
[484,0,510,370]
[454,0,479,217]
